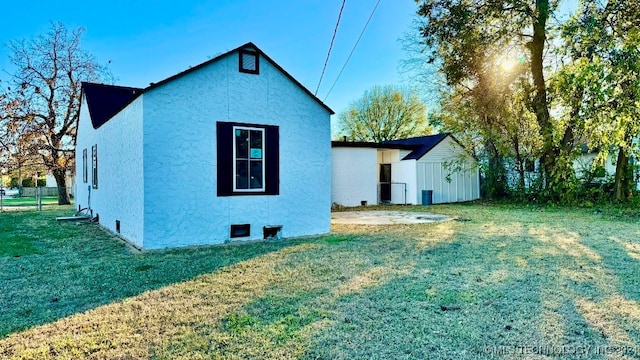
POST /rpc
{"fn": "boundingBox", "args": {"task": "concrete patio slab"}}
[331,211,452,225]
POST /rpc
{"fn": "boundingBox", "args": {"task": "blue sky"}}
[0,0,418,125]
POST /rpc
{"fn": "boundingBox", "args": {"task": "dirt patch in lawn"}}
[331,210,452,225]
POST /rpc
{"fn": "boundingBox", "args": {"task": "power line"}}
[324,0,381,102]
[315,0,347,96]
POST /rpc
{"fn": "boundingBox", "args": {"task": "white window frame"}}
[82,148,88,183]
[91,144,98,189]
[232,126,266,192]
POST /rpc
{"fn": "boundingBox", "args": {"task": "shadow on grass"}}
[0,209,307,338]
[183,207,640,359]
[1,205,638,359]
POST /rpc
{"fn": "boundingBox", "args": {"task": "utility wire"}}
[324,0,381,102]
[315,0,347,96]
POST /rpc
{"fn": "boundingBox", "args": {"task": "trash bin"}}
[421,190,433,206]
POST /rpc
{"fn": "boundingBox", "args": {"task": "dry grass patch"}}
[1,205,639,359]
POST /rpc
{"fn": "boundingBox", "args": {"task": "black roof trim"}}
[332,134,457,160]
[331,141,415,150]
[145,42,334,114]
[82,82,143,129]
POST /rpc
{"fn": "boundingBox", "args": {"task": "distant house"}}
[574,145,640,190]
[75,42,334,249]
[45,171,74,189]
[332,134,480,206]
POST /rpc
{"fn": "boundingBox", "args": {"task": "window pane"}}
[235,129,248,158]
[250,160,263,189]
[250,130,262,148]
[236,160,248,189]
[83,149,88,183]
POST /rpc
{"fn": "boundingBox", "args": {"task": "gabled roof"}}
[82,83,143,129]
[331,133,454,160]
[331,140,415,150]
[382,133,451,160]
[145,42,334,115]
[82,42,334,129]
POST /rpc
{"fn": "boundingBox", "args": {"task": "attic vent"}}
[239,50,259,74]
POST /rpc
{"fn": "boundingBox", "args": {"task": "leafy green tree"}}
[555,0,640,200]
[337,85,430,142]
[5,22,109,204]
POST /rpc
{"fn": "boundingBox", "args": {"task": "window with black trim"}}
[234,126,265,191]
[91,144,98,189]
[82,148,88,183]
[239,50,259,74]
[217,122,279,196]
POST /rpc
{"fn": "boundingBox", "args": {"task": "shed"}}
[332,134,480,206]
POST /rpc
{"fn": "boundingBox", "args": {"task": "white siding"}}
[141,51,331,249]
[416,136,480,204]
[376,149,417,205]
[75,95,145,247]
[331,147,378,207]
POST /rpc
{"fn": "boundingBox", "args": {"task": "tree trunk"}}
[530,0,554,190]
[52,169,71,205]
[613,147,631,201]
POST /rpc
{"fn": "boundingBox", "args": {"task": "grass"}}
[0,196,61,207]
[0,204,639,359]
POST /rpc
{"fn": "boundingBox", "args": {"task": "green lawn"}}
[0,196,62,207]
[0,205,639,359]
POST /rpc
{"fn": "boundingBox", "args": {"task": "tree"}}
[415,0,577,198]
[555,0,640,200]
[337,85,429,142]
[5,22,108,204]
[431,44,541,198]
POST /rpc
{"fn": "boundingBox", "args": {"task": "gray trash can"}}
[421,190,433,205]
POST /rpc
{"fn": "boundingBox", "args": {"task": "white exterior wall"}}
[331,147,378,206]
[574,152,640,191]
[574,153,617,179]
[141,51,331,249]
[377,149,416,205]
[416,137,480,204]
[75,96,145,247]
[391,158,416,205]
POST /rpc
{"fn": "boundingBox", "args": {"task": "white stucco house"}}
[75,42,334,249]
[332,134,480,206]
